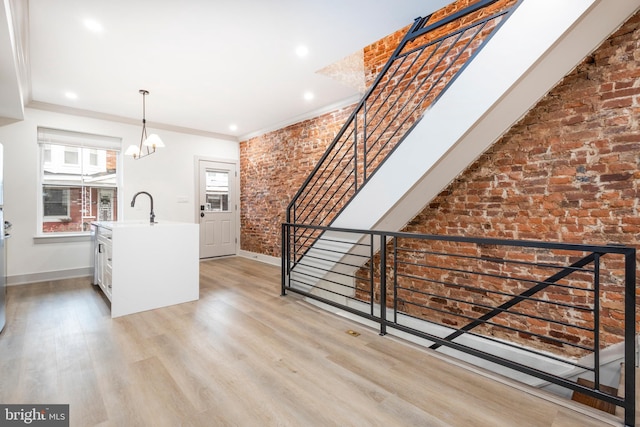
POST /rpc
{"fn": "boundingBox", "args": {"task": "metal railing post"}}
[363,101,368,183]
[370,233,375,316]
[379,234,387,336]
[393,237,398,324]
[624,248,636,426]
[354,114,358,192]
[281,223,287,296]
[593,253,601,390]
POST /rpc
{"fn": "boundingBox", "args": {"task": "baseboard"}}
[7,267,93,286]
[238,250,280,266]
[6,253,278,286]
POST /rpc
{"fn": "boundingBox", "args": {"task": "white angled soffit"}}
[332,0,640,232]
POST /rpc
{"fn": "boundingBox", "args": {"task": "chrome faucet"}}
[131,191,155,224]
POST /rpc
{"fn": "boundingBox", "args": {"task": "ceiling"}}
[13,0,453,140]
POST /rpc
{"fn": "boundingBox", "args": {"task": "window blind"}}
[37,127,122,151]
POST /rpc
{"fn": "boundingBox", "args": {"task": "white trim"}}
[238,250,280,266]
[27,92,360,144]
[33,233,92,243]
[29,101,238,142]
[238,95,360,141]
[7,267,92,286]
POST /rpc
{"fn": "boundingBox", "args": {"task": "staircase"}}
[286,0,640,299]
[283,0,640,425]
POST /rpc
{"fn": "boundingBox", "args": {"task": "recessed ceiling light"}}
[303,91,314,101]
[83,19,103,33]
[65,92,78,100]
[229,124,238,132]
[295,45,309,58]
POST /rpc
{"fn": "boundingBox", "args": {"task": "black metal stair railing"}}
[428,252,599,350]
[286,0,519,263]
[281,222,637,427]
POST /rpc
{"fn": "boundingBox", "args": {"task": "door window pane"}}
[205,170,229,211]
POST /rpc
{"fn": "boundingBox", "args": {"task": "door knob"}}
[200,212,205,218]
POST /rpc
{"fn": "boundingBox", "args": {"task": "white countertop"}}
[92,220,196,230]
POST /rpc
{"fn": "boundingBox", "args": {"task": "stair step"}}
[571,378,618,415]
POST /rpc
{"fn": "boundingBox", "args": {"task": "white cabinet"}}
[95,226,113,300]
[92,221,199,318]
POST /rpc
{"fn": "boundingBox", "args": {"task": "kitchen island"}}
[92,220,199,318]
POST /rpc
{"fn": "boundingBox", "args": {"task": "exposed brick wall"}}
[240,108,352,257]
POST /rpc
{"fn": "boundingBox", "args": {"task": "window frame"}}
[37,127,122,237]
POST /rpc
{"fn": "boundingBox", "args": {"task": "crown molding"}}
[238,94,361,142]
[26,101,239,142]
[27,94,363,144]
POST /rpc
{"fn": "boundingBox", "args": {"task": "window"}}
[88,149,98,166]
[205,170,229,211]
[64,147,79,165]
[38,127,122,234]
[43,188,70,217]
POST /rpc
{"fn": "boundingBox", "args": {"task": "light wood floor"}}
[0,257,625,426]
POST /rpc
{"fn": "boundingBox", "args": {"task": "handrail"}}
[281,222,636,426]
[410,0,500,42]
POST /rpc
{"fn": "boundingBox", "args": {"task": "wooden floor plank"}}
[0,256,625,426]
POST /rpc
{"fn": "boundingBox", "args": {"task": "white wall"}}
[0,108,238,284]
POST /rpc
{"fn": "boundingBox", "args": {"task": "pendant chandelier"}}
[125,89,164,159]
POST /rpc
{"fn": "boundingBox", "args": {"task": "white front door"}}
[198,160,237,258]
